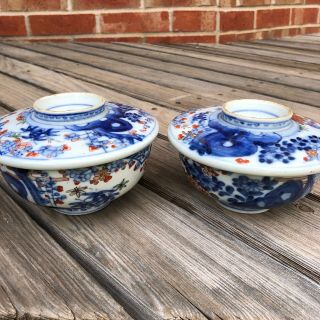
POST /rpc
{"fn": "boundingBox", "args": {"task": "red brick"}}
[173,11,216,32]
[76,36,143,43]
[0,0,65,11]
[302,26,320,34]
[219,31,259,43]
[101,12,169,33]
[219,0,236,6]
[29,14,96,36]
[145,0,216,7]
[220,11,254,32]
[219,27,304,44]
[0,16,26,36]
[256,9,290,29]
[73,0,140,10]
[147,35,215,43]
[291,8,319,25]
[305,0,320,3]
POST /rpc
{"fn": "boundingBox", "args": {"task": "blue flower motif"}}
[69,189,119,211]
[232,176,277,199]
[125,112,142,123]
[192,112,208,122]
[21,125,59,141]
[189,120,281,157]
[181,156,225,192]
[64,168,97,182]
[38,145,64,158]
[66,105,144,145]
[64,133,81,141]
[0,140,16,155]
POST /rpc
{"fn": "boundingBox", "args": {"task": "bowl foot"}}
[54,202,109,215]
[218,201,269,214]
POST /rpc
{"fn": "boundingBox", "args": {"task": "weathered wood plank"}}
[230,41,320,58]
[252,39,320,53]
[48,42,320,107]
[0,186,132,320]
[1,43,320,121]
[167,43,320,71]
[0,285,15,320]
[0,73,48,110]
[116,42,320,81]
[0,55,178,135]
[85,42,320,89]
[0,43,213,112]
[2,180,320,320]
[0,106,10,116]
[140,137,320,281]
[178,43,320,65]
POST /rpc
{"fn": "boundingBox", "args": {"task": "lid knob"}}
[221,99,293,130]
[33,92,106,122]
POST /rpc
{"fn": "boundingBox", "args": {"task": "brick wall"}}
[0,0,319,43]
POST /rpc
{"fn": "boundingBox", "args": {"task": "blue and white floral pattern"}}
[170,107,320,170]
[0,102,156,162]
[1,146,151,215]
[181,155,317,213]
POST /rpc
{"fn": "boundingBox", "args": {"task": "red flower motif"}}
[178,133,184,140]
[292,113,305,125]
[0,129,7,136]
[56,186,64,192]
[16,115,24,121]
[26,151,39,157]
[235,158,250,164]
[61,144,70,151]
[54,199,64,205]
[89,145,98,152]
[103,175,112,182]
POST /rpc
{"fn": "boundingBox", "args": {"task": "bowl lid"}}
[168,99,320,177]
[0,93,158,170]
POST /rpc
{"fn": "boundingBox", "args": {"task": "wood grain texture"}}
[0,43,211,112]
[143,138,320,281]
[0,180,211,320]
[120,42,320,81]
[0,72,48,110]
[0,186,132,320]
[0,285,15,320]
[90,41,320,91]
[73,41,320,102]
[169,43,320,71]
[2,180,320,320]
[18,41,320,110]
[229,42,320,58]
[0,55,177,135]
[1,42,319,120]
[253,39,320,52]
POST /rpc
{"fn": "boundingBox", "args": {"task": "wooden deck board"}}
[0,186,132,320]
[0,35,320,319]
[2,181,320,320]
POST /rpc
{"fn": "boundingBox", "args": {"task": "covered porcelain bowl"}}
[168,99,320,213]
[0,92,159,215]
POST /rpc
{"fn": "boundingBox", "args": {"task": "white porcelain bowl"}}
[0,93,158,215]
[169,99,320,213]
